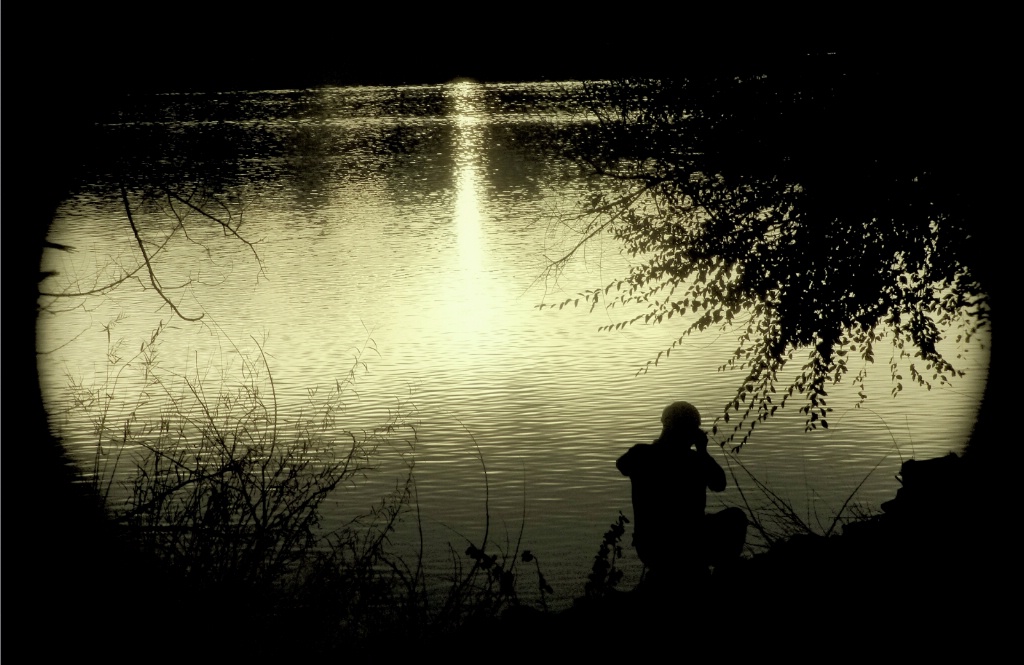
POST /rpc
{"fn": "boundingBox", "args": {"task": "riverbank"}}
[415,450,1009,658]
[20,443,1008,661]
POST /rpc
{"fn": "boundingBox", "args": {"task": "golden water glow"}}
[35,82,992,611]
[451,80,486,275]
[444,80,494,342]
[455,161,484,274]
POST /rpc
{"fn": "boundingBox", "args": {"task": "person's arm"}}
[694,432,727,492]
[703,452,727,492]
[616,445,644,476]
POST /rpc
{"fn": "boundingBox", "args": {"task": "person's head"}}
[660,401,704,446]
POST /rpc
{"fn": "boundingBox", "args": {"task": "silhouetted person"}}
[617,401,746,590]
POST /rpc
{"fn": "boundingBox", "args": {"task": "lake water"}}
[36,80,990,608]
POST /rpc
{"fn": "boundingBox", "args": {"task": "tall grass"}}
[713,420,905,554]
[57,321,546,652]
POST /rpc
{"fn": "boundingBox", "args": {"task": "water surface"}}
[37,81,989,607]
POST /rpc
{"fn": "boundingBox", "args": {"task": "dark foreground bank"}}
[18,446,1010,663]
[425,451,1009,659]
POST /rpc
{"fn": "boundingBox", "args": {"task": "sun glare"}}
[450,81,487,278]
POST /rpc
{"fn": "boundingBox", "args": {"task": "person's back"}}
[616,441,709,559]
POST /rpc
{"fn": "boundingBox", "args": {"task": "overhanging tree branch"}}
[547,73,989,448]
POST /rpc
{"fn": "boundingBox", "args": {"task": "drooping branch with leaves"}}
[545,70,988,448]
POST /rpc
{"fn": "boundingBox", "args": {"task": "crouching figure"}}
[617,401,747,590]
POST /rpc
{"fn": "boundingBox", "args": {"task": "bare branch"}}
[121,183,204,322]
[164,189,264,269]
[41,183,263,324]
